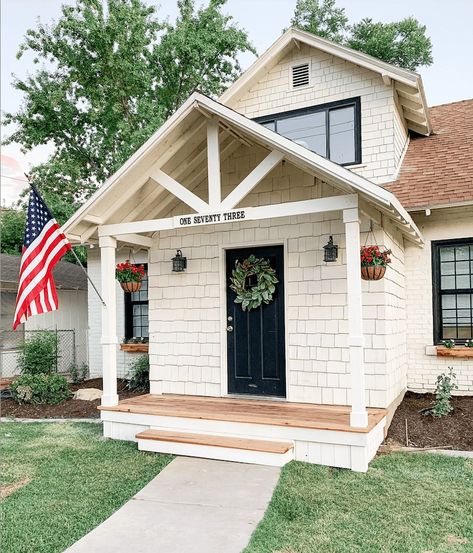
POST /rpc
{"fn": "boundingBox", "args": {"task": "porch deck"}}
[100,394,387,471]
[99,394,386,433]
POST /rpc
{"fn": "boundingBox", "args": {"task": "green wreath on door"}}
[229,255,279,311]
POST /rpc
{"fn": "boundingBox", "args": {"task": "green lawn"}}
[0,422,172,553]
[245,454,473,553]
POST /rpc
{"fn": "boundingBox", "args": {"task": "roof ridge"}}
[430,98,473,109]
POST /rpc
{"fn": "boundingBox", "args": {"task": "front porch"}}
[64,92,424,472]
[100,394,387,472]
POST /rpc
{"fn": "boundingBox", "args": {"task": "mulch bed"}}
[386,392,473,451]
[0,378,143,419]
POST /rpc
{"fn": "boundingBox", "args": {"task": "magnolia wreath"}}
[229,255,278,311]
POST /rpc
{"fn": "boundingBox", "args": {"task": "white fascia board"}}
[62,92,202,236]
[220,28,421,105]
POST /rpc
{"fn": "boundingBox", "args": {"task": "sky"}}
[1,0,473,206]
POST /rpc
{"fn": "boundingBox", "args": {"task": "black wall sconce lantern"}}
[172,249,187,272]
[323,236,338,262]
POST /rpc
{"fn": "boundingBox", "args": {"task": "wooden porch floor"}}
[99,394,386,433]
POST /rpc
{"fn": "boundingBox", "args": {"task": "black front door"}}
[226,245,286,397]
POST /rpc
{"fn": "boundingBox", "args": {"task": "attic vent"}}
[291,63,310,88]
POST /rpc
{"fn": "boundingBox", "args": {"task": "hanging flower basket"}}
[360,246,391,281]
[116,260,145,293]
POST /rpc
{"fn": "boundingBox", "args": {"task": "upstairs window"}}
[432,239,473,344]
[256,97,361,166]
[124,265,149,340]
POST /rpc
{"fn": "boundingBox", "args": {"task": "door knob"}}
[226,325,233,332]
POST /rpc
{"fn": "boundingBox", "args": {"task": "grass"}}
[0,422,172,553]
[244,453,473,553]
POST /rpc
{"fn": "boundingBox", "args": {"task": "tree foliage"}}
[290,0,433,71]
[3,0,254,204]
[0,208,25,255]
[289,0,348,42]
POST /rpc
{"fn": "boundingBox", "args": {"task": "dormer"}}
[220,28,431,185]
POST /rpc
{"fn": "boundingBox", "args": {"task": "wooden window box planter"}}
[436,346,473,359]
[120,343,149,353]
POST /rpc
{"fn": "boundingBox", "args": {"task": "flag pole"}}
[24,174,107,307]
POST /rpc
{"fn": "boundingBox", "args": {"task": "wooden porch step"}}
[136,429,294,466]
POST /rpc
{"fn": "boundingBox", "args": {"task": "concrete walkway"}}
[65,456,280,553]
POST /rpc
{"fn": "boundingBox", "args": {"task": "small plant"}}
[464,339,473,348]
[123,336,149,344]
[19,331,58,375]
[441,339,455,349]
[69,363,89,384]
[126,355,149,393]
[424,367,458,418]
[12,374,71,405]
[115,260,145,283]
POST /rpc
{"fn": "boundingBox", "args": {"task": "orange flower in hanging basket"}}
[116,260,145,293]
[360,245,391,281]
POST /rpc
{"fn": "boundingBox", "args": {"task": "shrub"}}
[126,355,149,393]
[19,331,58,375]
[12,373,71,405]
[427,367,458,418]
[69,363,89,384]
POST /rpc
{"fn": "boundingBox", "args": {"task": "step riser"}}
[137,439,294,467]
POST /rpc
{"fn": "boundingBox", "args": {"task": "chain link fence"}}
[0,329,88,378]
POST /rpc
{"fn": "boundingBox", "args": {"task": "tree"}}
[347,17,433,71]
[156,0,256,118]
[289,0,433,71]
[3,0,254,205]
[0,208,25,255]
[289,0,348,42]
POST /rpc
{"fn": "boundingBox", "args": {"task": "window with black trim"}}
[432,239,473,344]
[255,97,361,166]
[124,265,149,339]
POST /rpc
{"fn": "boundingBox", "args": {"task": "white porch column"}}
[99,235,119,406]
[343,208,368,428]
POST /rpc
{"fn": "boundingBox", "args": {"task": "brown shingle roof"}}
[385,99,473,210]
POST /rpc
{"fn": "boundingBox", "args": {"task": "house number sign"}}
[174,209,247,228]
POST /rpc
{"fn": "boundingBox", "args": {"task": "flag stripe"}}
[13,187,71,330]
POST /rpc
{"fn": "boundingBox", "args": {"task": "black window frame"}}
[432,238,473,344]
[254,97,362,166]
[124,263,149,340]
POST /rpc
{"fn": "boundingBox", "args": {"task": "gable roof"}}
[220,28,431,136]
[63,92,423,244]
[385,99,473,210]
[0,253,87,291]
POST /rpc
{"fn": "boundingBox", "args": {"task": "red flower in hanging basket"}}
[115,260,145,284]
[360,246,391,280]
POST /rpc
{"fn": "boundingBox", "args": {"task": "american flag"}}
[13,186,71,330]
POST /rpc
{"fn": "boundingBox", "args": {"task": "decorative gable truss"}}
[64,92,423,250]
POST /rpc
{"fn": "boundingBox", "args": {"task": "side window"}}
[124,265,149,339]
[432,239,473,343]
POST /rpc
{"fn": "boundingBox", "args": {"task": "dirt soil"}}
[386,392,473,451]
[0,378,142,419]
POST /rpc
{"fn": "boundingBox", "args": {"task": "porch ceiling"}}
[63,92,424,247]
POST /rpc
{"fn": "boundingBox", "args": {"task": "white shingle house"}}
[64,29,473,471]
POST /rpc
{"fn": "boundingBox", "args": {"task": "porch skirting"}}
[100,395,386,472]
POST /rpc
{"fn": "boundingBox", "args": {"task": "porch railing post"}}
[99,235,119,406]
[343,207,368,428]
